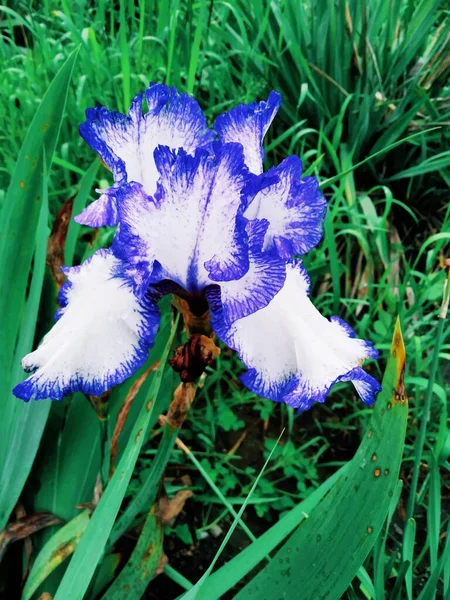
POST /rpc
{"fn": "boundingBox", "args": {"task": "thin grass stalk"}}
[86,394,111,490]
[406,270,449,520]
[98,415,110,490]
[164,564,193,590]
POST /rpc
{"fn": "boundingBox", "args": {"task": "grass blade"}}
[193,465,348,600]
[321,127,440,189]
[403,518,416,600]
[0,48,79,527]
[53,315,179,600]
[180,430,286,600]
[234,318,408,600]
[108,424,178,549]
[0,164,50,527]
[407,272,449,519]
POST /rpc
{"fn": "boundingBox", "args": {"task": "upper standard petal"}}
[206,219,286,337]
[113,143,252,295]
[78,83,214,226]
[214,91,281,174]
[243,156,327,259]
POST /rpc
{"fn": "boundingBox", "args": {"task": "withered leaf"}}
[0,512,63,561]
[46,197,74,287]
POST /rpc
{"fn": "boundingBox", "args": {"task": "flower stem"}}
[85,393,111,492]
[98,414,110,491]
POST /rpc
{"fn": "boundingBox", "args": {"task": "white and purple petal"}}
[78,83,214,226]
[74,190,118,227]
[243,156,327,258]
[206,219,286,337]
[214,91,281,174]
[13,250,160,401]
[80,93,143,184]
[113,143,252,295]
[216,261,380,412]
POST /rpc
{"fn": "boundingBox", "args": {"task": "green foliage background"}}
[0,0,449,598]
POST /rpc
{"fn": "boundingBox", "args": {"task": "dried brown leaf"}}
[156,490,194,527]
[0,512,62,561]
[169,334,220,382]
[166,382,196,429]
[46,197,74,287]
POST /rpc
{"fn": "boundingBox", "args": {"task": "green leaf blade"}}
[0,47,79,528]
[53,315,179,600]
[234,318,408,600]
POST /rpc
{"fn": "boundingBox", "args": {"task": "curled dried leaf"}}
[156,490,194,527]
[0,513,63,561]
[47,197,74,287]
[166,382,196,429]
[169,334,220,382]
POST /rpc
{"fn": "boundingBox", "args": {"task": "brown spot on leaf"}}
[156,552,168,576]
[391,318,408,403]
[110,361,159,476]
[141,543,154,564]
[19,180,25,189]
[54,541,75,563]
[374,468,381,478]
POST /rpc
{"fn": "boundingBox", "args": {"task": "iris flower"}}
[14,84,381,411]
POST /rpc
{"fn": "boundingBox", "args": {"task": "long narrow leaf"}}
[53,315,179,600]
[234,318,408,600]
[0,48,79,528]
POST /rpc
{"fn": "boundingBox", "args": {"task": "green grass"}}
[0,1,449,599]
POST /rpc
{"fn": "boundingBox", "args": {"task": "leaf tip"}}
[390,317,407,405]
